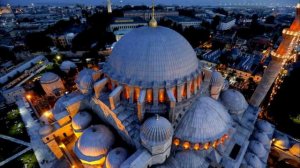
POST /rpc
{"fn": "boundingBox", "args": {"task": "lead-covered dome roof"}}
[72,111,92,131]
[40,72,60,84]
[74,125,115,161]
[220,89,248,115]
[175,97,232,143]
[140,115,173,146]
[103,26,201,87]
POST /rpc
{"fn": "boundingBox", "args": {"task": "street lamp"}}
[26,94,32,100]
[56,55,61,60]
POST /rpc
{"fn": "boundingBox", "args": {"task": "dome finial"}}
[149,0,157,28]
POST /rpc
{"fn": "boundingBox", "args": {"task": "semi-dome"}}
[211,71,224,87]
[140,115,173,147]
[220,89,248,115]
[256,120,273,134]
[74,125,115,161]
[253,132,270,147]
[244,152,263,168]
[60,60,77,73]
[103,26,200,87]
[175,96,232,143]
[289,143,300,157]
[52,92,81,115]
[40,72,60,84]
[273,134,290,150]
[105,147,128,168]
[174,150,208,168]
[249,140,267,158]
[72,111,92,131]
[39,125,53,136]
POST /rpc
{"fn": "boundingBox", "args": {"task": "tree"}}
[25,32,53,52]
[265,16,275,24]
[211,16,221,31]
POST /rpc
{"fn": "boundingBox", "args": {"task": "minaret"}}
[249,3,300,107]
[148,0,157,28]
[107,0,112,14]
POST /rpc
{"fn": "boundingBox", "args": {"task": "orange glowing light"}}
[26,94,32,99]
[183,141,190,150]
[159,89,165,103]
[204,142,210,150]
[194,143,200,150]
[146,89,153,103]
[212,141,218,148]
[173,139,180,146]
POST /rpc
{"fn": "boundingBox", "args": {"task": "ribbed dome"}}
[210,71,224,87]
[60,61,77,73]
[289,143,300,157]
[76,71,94,94]
[253,132,270,147]
[76,68,95,84]
[256,120,273,134]
[245,152,263,168]
[220,89,248,115]
[40,72,60,84]
[174,150,207,168]
[103,26,200,87]
[249,140,267,158]
[72,111,92,131]
[175,97,232,143]
[75,125,115,158]
[222,79,229,91]
[105,147,128,168]
[140,115,173,146]
[39,125,53,136]
[52,92,81,115]
[154,156,179,168]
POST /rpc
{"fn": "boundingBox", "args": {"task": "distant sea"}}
[1,0,299,7]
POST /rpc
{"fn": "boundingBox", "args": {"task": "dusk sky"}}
[1,0,299,6]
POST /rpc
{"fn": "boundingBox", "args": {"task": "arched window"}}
[146,89,153,104]
[134,87,140,102]
[158,88,165,103]
[182,83,187,99]
[123,85,130,100]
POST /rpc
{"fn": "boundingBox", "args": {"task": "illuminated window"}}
[181,83,187,98]
[146,89,153,104]
[159,89,165,103]
[123,85,130,100]
[183,141,190,150]
[173,139,180,146]
[190,80,195,94]
[204,142,210,150]
[194,143,200,150]
[134,87,140,102]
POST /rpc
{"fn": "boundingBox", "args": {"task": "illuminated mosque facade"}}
[38,4,300,168]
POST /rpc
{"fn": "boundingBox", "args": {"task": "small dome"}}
[256,120,273,134]
[40,72,60,84]
[74,125,115,159]
[289,143,300,157]
[253,132,270,147]
[140,115,173,147]
[175,97,231,143]
[245,152,263,168]
[39,125,53,136]
[249,140,267,158]
[52,92,81,115]
[211,71,224,87]
[72,111,92,131]
[76,68,95,84]
[220,89,248,115]
[273,134,290,150]
[77,75,94,94]
[174,150,207,168]
[105,147,128,168]
[60,61,76,73]
[103,26,200,87]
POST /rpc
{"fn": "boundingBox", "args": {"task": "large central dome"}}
[103,26,200,87]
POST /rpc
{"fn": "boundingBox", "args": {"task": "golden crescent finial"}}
[149,0,157,28]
